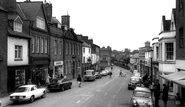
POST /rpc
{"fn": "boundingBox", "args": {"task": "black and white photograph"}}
[1,0,185,107]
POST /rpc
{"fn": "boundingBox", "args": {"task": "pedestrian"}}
[175,93,182,107]
[153,79,161,107]
[77,74,82,87]
[60,74,64,79]
[46,74,51,85]
[162,84,169,107]
[119,70,122,77]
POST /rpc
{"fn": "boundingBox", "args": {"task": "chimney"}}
[0,0,17,13]
[145,41,150,47]
[88,39,93,44]
[82,36,88,40]
[44,2,52,22]
[61,15,70,28]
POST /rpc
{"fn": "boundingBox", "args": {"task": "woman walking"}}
[77,74,82,87]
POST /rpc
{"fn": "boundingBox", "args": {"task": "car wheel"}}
[13,101,19,104]
[69,85,71,89]
[42,91,46,98]
[29,96,34,103]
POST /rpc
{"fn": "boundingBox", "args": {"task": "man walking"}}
[154,79,160,107]
[77,74,82,87]
[162,84,169,107]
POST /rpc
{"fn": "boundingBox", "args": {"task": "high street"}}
[5,66,133,107]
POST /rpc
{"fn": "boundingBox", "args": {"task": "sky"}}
[17,0,175,51]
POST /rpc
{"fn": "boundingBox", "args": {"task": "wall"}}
[8,36,29,66]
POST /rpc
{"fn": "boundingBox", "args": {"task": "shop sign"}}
[54,61,63,66]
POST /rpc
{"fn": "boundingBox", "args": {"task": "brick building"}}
[0,6,8,97]
[99,46,112,70]
[62,15,83,79]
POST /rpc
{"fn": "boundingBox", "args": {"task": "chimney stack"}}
[61,15,70,29]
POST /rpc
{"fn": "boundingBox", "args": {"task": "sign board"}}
[54,61,63,66]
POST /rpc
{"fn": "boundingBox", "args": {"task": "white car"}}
[10,84,46,103]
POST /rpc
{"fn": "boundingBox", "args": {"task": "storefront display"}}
[15,69,25,87]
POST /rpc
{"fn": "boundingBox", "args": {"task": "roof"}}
[19,84,36,88]
[8,28,31,39]
[49,25,63,36]
[8,14,19,20]
[17,1,43,21]
[135,87,151,93]
[51,17,61,24]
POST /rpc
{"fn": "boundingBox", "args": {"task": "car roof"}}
[134,87,151,93]
[19,85,36,88]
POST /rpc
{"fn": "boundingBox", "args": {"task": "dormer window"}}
[36,16,45,30]
[14,22,22,32]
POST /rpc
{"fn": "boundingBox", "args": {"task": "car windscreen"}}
[85,71,93,75]
[15,87,29,92]
[134,91,151,98]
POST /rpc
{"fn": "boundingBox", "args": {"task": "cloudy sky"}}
[17,0,175,51]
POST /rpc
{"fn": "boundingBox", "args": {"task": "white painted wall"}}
[8,36,29,66]
[82,46,91,63]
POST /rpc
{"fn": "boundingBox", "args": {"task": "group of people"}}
[153,79,184,107]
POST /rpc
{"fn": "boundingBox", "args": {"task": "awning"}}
[159,71,185,81]
[172,79,185,88]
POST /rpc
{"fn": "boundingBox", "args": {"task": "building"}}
[49,16,64,79]
[0,5,8,97]
[130,53,139,72]
[18,1,50,86]
[94,44,100,72]
[62,15,83,79]
[99,46,112,70]
[158,10,176,96]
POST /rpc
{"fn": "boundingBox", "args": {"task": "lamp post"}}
[150,57,153,83]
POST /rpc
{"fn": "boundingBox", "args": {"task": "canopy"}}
[159,71,185,81]
[172,79,185,88]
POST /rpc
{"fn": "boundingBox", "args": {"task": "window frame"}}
[13,22,22,32]
[44,39,48,54]
[14,45,23,60]
[36,16,45,30]
[165,43,174,60]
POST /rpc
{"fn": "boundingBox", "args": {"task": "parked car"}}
[100,70,108,76]
[130,87,153,107]
[47,78,72,92]
[128,76,142,90]
[83,70,96,81]
[94,72,102,79]
[9,85,46,103]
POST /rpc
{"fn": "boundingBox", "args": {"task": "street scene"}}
[3,66,132,107]
[1,0,185,107]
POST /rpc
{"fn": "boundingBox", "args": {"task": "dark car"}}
[94,72,102,79]
[128,76,142,90]
[47,78,72,92]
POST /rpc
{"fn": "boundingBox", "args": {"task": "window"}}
[180,0,183,10]
[78,45,80,55]
[59,41,62,54]
[69,43,71,54]
[14,22,22,32]
[166,43,173,60]
[15,70,25,87]
[156,47,159,60]
[83,57,85,63]
[179,27,184,48]
[54,40,57,55]
[89,48,91,54]
[31,37,35,53]
[36,16,45,29]
[15,45,22,59]
[44,39,48,53]
[83,48,85,53]
[41,38,44,53]
[72,44,74,55]
[36,37,40,53]
[66,43,68,55]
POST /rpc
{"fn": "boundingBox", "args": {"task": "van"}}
[83,70,96,81]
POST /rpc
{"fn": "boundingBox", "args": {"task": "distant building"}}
[130,53,139,72]
[100,46,112,70]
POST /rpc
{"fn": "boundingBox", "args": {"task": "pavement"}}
[0,79,77,107]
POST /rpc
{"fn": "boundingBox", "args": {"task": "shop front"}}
[8,66,29,93]
[53,61,63,78]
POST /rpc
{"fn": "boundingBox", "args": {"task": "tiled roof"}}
[51,17,61,24]
[17,2,43,21]
[49,26,63,36]
[8,28,31,39]
[8,14,19,20]
[16,4,27,20]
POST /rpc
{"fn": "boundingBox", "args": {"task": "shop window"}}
[15,70,25,87]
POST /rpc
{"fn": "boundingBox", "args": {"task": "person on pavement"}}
[77,74,82,87]
[175,93,182,107]
[162,84,169,107]
[154,79,161,107]
[119,70,123,77]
